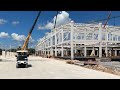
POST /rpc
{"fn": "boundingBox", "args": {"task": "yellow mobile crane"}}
[16,11,41,68]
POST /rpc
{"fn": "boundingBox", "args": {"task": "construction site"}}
[35,22,120,59]
[1,11,120,79]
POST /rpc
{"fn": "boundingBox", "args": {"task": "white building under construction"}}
[35,21,120,60]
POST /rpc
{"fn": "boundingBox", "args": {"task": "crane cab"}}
[15,50,29,68]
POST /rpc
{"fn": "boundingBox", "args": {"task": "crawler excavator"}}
[16,11,41,68]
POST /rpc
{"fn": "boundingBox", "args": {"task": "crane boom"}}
[21,11,41,50]
[54,11,59,29]
[103,11,112,28]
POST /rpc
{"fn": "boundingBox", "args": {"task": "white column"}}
[75,44,77,53]
[115,49,117,56]
[61,46,64,57]
[97,49,98,56]
[93,46,95,56]
[55,31,57,57]
[84,46,87,57]
[50,36,53,56]
[50,37,52,47]
[44,42,46,55]
[44,49,46,55]
[61,28,64,57]
[99,23,102,58]
[70,22,74,60]
[85,27,86,40]
[105,43,108,57]
[50,48,53,56]
[105,28,108,57]
[55,47,57,57]
[109,49,111,56]
[106,26,108,41]
[99,43,102,58]
[44,44,46,55]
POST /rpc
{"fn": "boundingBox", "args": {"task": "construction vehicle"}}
[16,50,29,68]
[16,11,41,68]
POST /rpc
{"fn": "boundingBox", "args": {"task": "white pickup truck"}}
[16,50,29,68]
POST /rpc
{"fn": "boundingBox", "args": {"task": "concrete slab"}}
[0,56,120,79]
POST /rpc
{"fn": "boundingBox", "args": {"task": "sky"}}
[0,11,120,49]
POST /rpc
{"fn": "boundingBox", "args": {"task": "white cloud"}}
[12,21,20,25]
[0,19,7,24]
[38,11,71,30]
[0,32,9,38]
[11,33,26,41]
[38,25,45,30]
[45,22,54,29]
[29,36,35,43]
[53,11,71,27]
[11,33,34,43]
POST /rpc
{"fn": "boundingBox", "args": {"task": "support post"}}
[99,43,102,58]
[109,49,111,56]
[105,43,108,57]
[55,30,57,57]
[50,48,53,56]
[45,49,46,55]
[99,23,102,58]
[97,49,98,56]
[61,28,64,57]
[84,46,87,57]
[71,21,74,60]
[50,36,53,56]
[61,46,64,57]
[75,44,77,53]
[115,49,117,56]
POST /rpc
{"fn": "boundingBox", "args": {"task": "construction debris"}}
[83,64,120,76]
[100,58,111,62]
[84,60,98,65]
[66,60,75,64]
[66,60,120,76]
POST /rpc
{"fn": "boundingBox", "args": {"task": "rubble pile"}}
[66,60,75,64]
[66,60,120,76]
[83,64,120,76]
[100,58,111,62]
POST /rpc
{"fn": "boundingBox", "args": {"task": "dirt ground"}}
[0,56,120,79]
